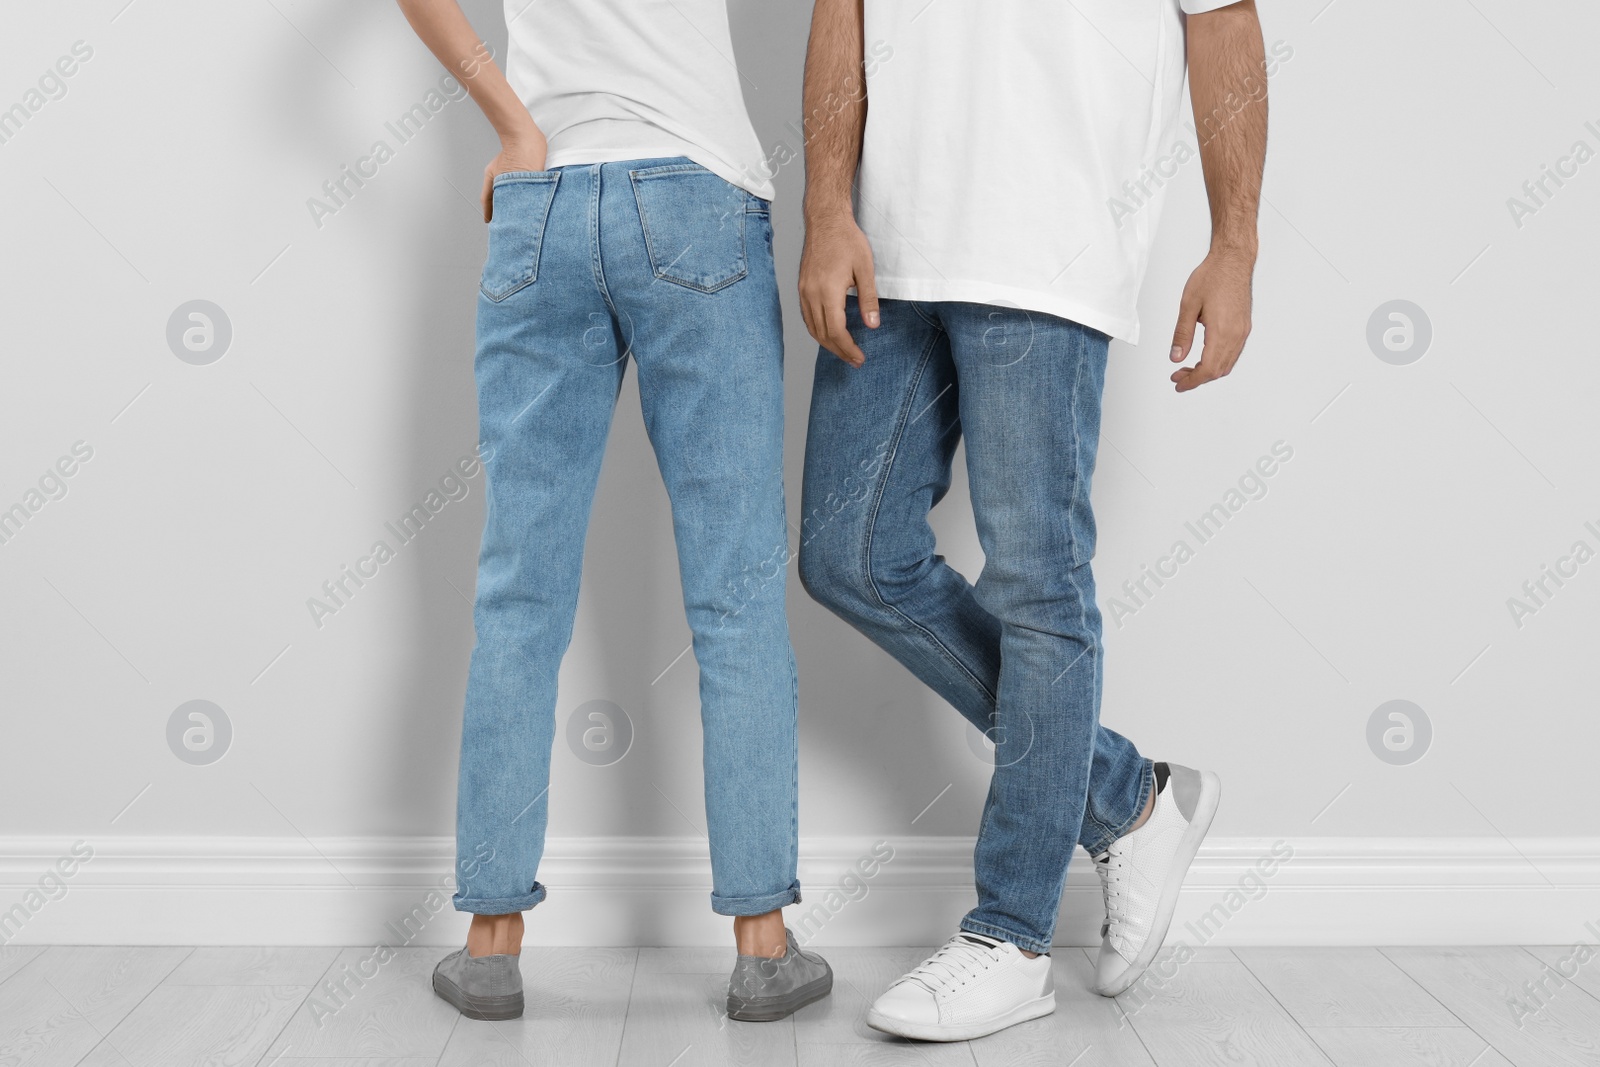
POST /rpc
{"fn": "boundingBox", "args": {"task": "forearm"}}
[801,0,867,224]
[1187,1,1267,256]
[395,0,538,143]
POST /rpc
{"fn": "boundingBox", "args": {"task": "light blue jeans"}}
[454,159,800,918]
[798,298,1153,954]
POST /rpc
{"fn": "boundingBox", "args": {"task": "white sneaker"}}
[1093,762,1221,997]
[866,932,1054,1041]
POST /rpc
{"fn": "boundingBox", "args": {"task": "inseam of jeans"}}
[858,324,999,708]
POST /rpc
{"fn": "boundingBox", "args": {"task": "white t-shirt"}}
[859,0,1241,342]
[503,0,773,199]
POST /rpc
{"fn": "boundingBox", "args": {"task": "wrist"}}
[494,116,543,148]
[803,196,857,229]
[1209,235,1258,261]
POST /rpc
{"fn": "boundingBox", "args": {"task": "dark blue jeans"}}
[798,298,1152,953]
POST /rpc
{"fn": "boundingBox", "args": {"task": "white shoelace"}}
[901,936,999,994]
[1097,847,1132,942]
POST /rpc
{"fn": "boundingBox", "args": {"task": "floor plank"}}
[1155,946,1237,964]
[262,947,460,1061]
[0,944,46,985]
[1303,1026,1515,1067]
[165,947,340,986]
[1235,947,1460,1027]
[798,1044,976,1067]
[1113,955,1331,1066]
[1522,945,1600,1002]
[1384,947,1600,1067]
[0,944,1581,1066]
[436,947,635,1067]
[0,946,189,1067]
[75,984,307,1067]
[616,947,798,1067]
[792,945,931,1046]
[969,951,1155,1067]
[791,945,976,1065]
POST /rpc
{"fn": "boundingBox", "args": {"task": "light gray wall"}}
[2,0,1596,872]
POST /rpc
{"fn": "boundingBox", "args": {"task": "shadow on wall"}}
[270,0,502,838]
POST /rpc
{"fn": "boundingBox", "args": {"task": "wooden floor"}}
[2,944,1596,1066]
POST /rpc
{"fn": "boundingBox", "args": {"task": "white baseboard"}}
[2,836,1595,947]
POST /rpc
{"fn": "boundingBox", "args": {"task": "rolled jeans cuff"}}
[959,918,1053,957]
[453,881,547,915]
[711,882,802,917]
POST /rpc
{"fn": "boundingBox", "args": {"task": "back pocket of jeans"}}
[481,172,560,302]
[629,165,748,293]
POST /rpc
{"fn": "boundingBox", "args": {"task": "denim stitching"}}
[492,169,558,185]
[628,170,747,294]
[626,162,709,178]
[1062,346,1105,854]
[1066,338,1090,566]
[1062,332,1115,856]
[588,165,620,321]
[790,648,801,901]
[480,171,561,302]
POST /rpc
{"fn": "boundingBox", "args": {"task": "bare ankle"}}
[1127,774,1158,833]
[734,909,787,958]
[467,912,524,957]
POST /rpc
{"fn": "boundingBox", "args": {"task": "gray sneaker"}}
[432,948,524,1020]
[726,928,833,1022]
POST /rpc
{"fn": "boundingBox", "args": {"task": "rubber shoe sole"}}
[432,970,525,1020]
[726,970,833,1022]
[1095,769,1223,997]
[866,991,1055,1042]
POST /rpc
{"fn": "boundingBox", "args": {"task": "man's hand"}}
[1176,0,1267,393]
[480,132,548,223]
[798,0,873,366]
[799,214,879,368]
[1169,246,1254,392]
